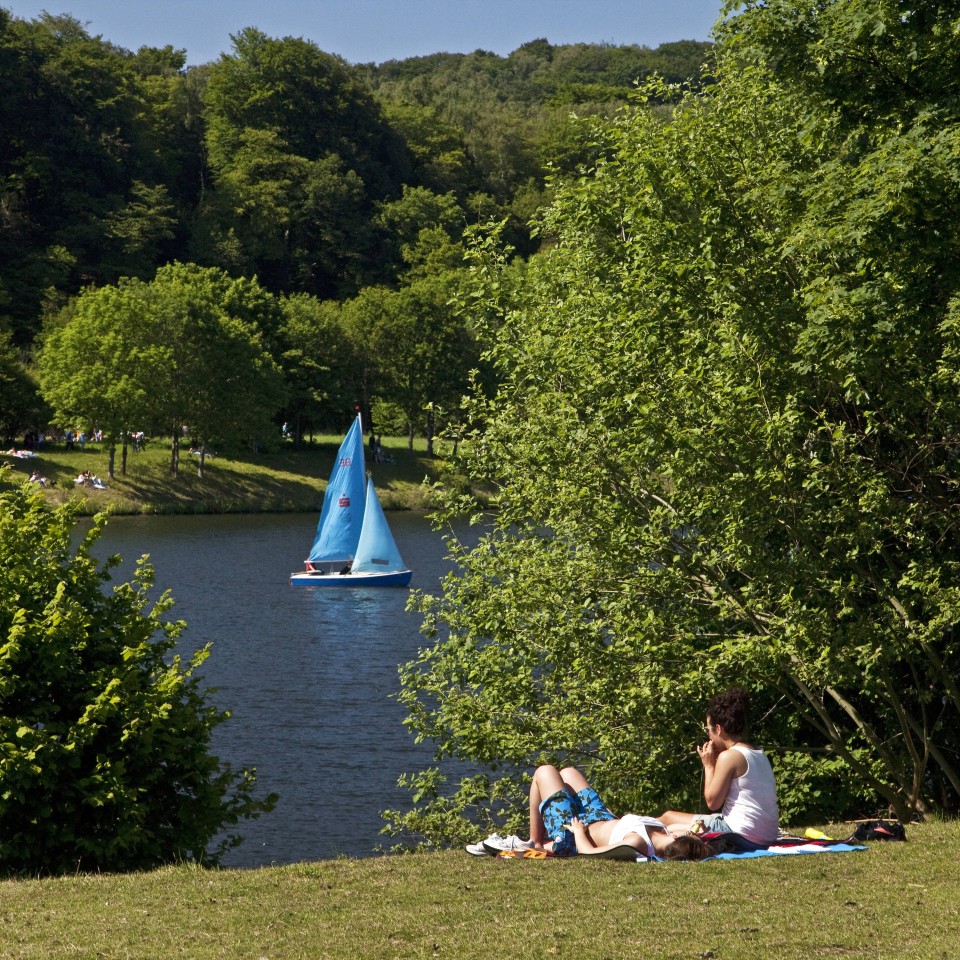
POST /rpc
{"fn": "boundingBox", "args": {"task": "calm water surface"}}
[92,511,466,867]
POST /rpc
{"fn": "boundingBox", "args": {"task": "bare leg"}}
[659,809,697,831]
[558,765,591,793]
[529,765,568,848]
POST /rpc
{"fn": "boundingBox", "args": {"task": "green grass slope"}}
[2,433,466,514]
[0,820,954,959]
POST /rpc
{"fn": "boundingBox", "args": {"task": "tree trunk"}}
[107,443,116,480]
[171,423,180,477]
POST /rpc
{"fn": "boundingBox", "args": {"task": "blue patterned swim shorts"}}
[539,787,615,856]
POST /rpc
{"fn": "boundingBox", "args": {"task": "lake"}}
[91,510,466,867]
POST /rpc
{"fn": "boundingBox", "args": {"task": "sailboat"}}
[290,415,412,587]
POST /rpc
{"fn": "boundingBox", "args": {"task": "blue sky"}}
[3,1,726,66]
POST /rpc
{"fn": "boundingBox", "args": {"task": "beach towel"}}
[495,836,867,862]
[711,841,866,859]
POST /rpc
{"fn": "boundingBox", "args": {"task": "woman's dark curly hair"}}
[706,687,751,739]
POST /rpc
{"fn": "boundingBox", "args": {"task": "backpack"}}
[849,819,906,842]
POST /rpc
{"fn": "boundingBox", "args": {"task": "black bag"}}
[849,819,906,842]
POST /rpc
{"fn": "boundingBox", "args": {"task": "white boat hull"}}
[290,568,412,587]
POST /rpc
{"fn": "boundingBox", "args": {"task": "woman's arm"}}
[568,817,596,851]
[702,745,744,810]
[570,819,650,856]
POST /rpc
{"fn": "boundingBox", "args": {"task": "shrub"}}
[0,468,275,873]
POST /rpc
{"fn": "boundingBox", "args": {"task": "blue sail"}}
[352,477,408,574]
[307,416,366,563]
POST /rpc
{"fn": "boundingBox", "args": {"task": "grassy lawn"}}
[1,432,470,515]
[0,820,955,959]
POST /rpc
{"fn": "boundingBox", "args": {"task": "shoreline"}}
[2,434,463,516]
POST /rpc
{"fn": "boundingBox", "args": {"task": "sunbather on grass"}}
[659,687,780,846]
[529,763,711,860]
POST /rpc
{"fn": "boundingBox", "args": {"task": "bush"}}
[0,468,275,873]
[773,751,880,826]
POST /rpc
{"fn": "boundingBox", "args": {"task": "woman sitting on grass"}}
[658,687,780,846]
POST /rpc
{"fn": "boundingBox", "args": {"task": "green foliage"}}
[0,13,201,343]
[341,262,481,448]
[37,263,286,478]
[771,752,877,825]
[36,283,158,469]
[393,3,960,846]
[277,293,362,438]
[0,331,47,444]
[720,0,960,127]
[3,3,712,434]
[0,472,275,872]
[199,29,407,297]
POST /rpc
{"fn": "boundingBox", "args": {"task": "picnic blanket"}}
[497,836,867,863]
[711,841,866,860]
[491,820,904,863]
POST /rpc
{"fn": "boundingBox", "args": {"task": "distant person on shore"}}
[659,687,780,845]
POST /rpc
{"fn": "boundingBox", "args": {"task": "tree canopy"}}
[390,0,960,847]
[37,263,285,477]
[1,10,713,446]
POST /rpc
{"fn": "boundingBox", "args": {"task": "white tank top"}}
[722,745,779,844]
[608,814,665,857]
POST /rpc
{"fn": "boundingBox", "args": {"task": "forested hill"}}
[365,38,712,105]
[0,8,710,448]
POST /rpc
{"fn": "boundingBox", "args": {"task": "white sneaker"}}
[481,834,532,855]
[465,839,492,856]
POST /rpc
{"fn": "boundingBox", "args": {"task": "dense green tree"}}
[342,239,479,452]
[367,39,713,109]
[38,264,285,478]
[723,0,960,127]
[0,13,202,342]
[2,3,712,363]
[339,285,399,434]
[367,39,713,243]
[379,101,479,196]
[390,2,960,848]
[0,331,45,445]
[277,294,362,441]
[135,263,286,476]
[0,476,275,872]
[36,283,158,479]
[101,181,178,280]
[129,46,208,214]
[200,29,408,296]
[376,186,466,278]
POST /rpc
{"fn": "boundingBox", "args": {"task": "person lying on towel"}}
[659,687,780,847]
[528,763,712,860]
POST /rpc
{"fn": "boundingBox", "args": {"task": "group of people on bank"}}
[471,687,779,862]
[74,470,107,489]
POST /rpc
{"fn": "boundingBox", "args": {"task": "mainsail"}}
[307,415,366,563]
